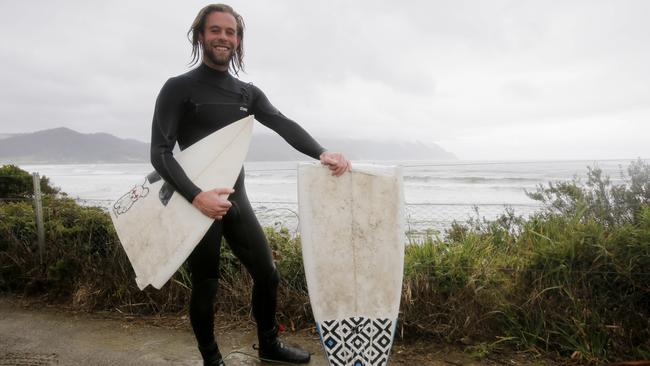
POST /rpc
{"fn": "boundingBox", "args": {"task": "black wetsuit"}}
[150,63,325,347]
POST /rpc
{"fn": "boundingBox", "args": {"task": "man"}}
[150,4,350,366]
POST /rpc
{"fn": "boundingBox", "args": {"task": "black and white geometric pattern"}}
[317,317,395,366]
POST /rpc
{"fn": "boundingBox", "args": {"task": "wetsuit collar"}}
[197,63,231,80]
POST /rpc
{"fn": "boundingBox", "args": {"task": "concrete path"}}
[0,297,547,365]
[0,299,330,365]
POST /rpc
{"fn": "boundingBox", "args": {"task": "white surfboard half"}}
[298,163,405,366]
[110,116,254,290]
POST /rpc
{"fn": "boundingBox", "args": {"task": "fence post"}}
[32,172,45,265]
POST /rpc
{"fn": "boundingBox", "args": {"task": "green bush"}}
[526,158,650,226]
[0,164,59,198]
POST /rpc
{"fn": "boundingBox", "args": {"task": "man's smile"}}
[213,44,231,52]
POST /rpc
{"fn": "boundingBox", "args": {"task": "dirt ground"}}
[0,296,554,366]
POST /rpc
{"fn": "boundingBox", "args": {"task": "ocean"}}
[17,159,641,234]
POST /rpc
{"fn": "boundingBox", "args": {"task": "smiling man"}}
[149,4,350,366]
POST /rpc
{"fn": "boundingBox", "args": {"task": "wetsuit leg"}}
[223,173,310,363]
[222,171,280,332]
[188,220,224,347]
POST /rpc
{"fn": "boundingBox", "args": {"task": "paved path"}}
[0,297,547,365]
[0,298,331,366]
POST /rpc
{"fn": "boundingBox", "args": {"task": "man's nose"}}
[216,31,228,40]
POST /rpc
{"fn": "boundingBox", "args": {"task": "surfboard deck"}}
[110,116,254,290]
[298,163,405,366]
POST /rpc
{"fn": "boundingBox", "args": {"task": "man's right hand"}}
[192,187,235,220]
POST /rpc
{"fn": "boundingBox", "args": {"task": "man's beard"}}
[202,39,234,67]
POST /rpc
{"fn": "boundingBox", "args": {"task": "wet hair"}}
[188,4,245,74]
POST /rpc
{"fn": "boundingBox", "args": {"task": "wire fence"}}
[2,195,541,240]
[253,201,542,238]
[0,162,555,241]
[14,158,619,244]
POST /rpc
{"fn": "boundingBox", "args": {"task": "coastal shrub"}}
[507,159,650,360]
[0,164,59,199]
[0,196,178,310]
[527,158,650,226]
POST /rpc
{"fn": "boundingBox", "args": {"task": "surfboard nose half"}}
[110,115,254,290]
[298,163,405,366]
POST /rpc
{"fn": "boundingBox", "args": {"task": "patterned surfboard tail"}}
[317,317,396,366]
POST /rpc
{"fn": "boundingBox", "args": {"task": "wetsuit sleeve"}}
[150,77,202,203]
[250,85,327,159]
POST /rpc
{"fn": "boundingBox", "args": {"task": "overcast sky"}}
[1,0,649,160]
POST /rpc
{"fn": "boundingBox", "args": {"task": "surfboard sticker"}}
[298,163,405,366]
[110,115,254,290]
[112,177,151,216]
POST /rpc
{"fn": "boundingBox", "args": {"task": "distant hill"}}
[0,127,456,164]
[0,128,148,163]
[247,133,457,161]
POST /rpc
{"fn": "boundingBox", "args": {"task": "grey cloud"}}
[1,0,649,159]
[501,80,540,100]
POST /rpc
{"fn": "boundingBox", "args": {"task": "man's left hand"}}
[319,151,351,177]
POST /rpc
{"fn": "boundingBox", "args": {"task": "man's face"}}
[199,11,240,70]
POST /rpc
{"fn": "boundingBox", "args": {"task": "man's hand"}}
[319,151,351,177]
[192,187,234,220]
